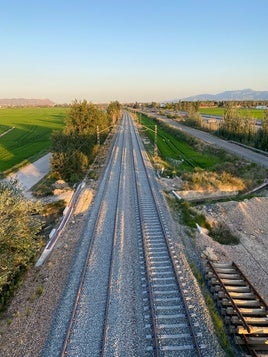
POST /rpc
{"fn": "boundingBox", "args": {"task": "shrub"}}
[209,222,240,245]
[178,201,210,229]
[0,181,43,310]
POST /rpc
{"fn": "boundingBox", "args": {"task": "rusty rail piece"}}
[207,261,251,333]
[206,261,268,356]
[232,262,268,311]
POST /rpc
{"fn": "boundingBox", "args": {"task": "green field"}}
[0,107,68,173]
[199,107,265,119]
[140,114,221,170]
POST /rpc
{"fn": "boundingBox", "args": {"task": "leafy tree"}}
[65,99,109,135]
[256,110,268,150]
[174,102,182,111]
[107,101,121,124]
[193,101,200,112]
[185,111,202,128]
[51,100,110,183]
[219,106,243,140]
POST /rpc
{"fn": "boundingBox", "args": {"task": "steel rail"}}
[129,112,203,356]
[100,115,128,356]
[60,119,125,356]
[128,114,161,356]
[232,262,268,310]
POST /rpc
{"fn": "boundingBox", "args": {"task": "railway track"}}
[206,261,268,356]
[41,117,127,356]
[42,112,213,356]
[61,125,125,355]
[130,115,205,355]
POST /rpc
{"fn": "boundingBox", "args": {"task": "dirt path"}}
[0,126,15,138]
[7,153,51,196]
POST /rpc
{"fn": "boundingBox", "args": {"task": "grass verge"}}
[189,263,235,356]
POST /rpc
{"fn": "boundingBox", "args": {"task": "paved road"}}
[7,153,51,194]
[157,117,268,169]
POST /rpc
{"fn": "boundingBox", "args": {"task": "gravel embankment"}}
[196,197,268,302]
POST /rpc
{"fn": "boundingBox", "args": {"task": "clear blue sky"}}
[1,0,267,103]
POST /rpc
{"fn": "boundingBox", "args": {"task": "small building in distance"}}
[256,105,268,110]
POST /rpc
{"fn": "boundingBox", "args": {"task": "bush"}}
[0,181,43,310]
[209,222,240,245]
[179,201,210,229]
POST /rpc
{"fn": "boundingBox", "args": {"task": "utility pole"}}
[97,125,100,147]
[96,125,100,168]
[154,125,158,159]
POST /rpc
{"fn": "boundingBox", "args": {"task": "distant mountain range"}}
[180,89,268,101]
[0,98,54,107]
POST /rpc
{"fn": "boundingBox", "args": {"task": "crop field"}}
[199,107,265,119]
[139,113,221,171]
[0,107,68,173]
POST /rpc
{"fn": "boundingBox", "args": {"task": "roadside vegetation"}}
[135,112,266,192]
[135,100,268,151]
[218,107,268,151]
[0,107,68,174]
[185,106,268,151]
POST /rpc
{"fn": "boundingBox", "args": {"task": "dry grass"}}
[182,169,246,191]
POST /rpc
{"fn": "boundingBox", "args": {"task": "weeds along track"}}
[206,261,268,356]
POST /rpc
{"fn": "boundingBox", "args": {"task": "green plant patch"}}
[0,107,68,172]
[199,107,265,120]
[139,114,220,171]
[167,194,211,231]
[188,262,233,355]
[204,292,234,355]
[209,222,240,245]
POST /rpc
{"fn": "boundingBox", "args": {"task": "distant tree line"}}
[218,107,268,151]
[51,100,121,183]
[183,105,268,151]
[132,100,268,110]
